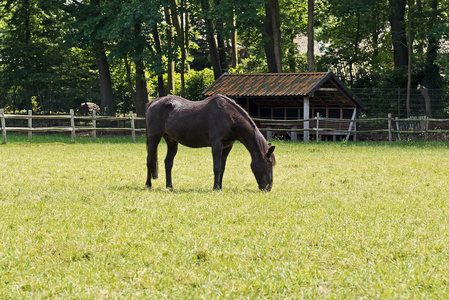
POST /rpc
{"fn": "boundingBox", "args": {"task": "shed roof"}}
[202,72,364,109]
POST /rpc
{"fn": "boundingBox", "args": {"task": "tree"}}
[307,0,315,71]
[90,0,114,115]
[0,0,84,111]
[201,0,223,79]
[164,5,176,94]
[422,0,443,88]
[263,0,282,73]
[316,0,390,85]
[99,0,163,116]
[389,0,408,68]
[279,0,307,73]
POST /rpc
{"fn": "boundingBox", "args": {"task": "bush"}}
[184,68,215,101]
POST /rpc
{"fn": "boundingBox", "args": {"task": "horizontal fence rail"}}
[2,109,449,144]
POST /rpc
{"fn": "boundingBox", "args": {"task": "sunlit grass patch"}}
[1,137,449,297]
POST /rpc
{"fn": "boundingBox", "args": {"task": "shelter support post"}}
[1,109,6,144]
[28,110,32,142]
[70,109,76,143]
[346,108,357,141]
[92,110,97,142]
[303,96,310,141]
[130,111,136,143]
[388,113,392,142]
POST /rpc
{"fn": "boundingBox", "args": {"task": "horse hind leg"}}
[164,138,178,190]
[146,135,161,188]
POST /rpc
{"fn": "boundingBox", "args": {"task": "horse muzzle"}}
[259,184,272,192]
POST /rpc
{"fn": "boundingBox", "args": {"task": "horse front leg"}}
[211,142,223,190]
[164,138,178,190]
[146,135,161,188]
[219,145,233,189]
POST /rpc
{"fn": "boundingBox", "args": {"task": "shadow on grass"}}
[110,185,262,194]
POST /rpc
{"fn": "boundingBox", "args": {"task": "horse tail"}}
[145,99,160,180]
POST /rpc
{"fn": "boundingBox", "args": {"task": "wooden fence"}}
[2,109,449,144]
[255,113,449,142]
[0,109,145,144]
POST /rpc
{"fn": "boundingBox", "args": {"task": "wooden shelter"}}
[202,72,364,141]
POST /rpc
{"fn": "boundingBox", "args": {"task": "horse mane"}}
[218,95,258,130]
[218,95,275,165]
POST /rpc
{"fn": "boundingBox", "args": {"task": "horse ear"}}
[266,145,275,158]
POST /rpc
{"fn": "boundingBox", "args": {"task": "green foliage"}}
[1,0,448,114]
[231,55,268,73]
[147,68,214,101]
[1,138,449,297]
[184,68,215,101]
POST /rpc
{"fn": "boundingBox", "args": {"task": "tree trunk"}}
[215,0,227,73]
[216,20,228,73]
[124,54,136,104]
[24,0,32,111]
[287,37,296,72]
[91,0,114,115]
[180,0,186,97]
[96,48,114,115]
[231,12,238,68]
[307,0,315,72]
[264,0,282,73]
[201,0,222,79]
[423,0,441,88]
[135,59,148,117]
[184,9,191,72]
[406,0,412,118]
[169,0,190,72]
[153,24,166,98]
[389,0,408,68]
[134,23,148,117]
[164,7,176,95]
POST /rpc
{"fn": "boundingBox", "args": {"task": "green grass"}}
[1,135,449,298]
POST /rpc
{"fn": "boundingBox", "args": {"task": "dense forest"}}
[0,0,448,116]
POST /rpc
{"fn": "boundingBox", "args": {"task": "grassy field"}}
[1,134,449,298]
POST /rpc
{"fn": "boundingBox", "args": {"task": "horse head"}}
[251,145,275,191]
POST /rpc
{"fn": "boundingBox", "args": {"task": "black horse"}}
[145,94,275,191]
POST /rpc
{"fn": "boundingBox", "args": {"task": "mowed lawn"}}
[1,135,449,298]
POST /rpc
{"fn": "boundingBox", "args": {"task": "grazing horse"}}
[145,94,275,191]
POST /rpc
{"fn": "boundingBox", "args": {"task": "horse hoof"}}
[166,187,174,192]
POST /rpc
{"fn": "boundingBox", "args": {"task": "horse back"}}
[146,95,253,147]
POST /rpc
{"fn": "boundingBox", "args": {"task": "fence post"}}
[425,116,429,142]
[1,109,6,144]
[130,111,136,143]
[316,112,320,141]
[28,110,33,142]
[70,109,76,143]
[388,113,392,142]
[92,109,97,142]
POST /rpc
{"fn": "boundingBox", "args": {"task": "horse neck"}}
[238,129,267,162]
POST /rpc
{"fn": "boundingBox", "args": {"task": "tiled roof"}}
[202,72,364,109]
[203,72,328,97]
